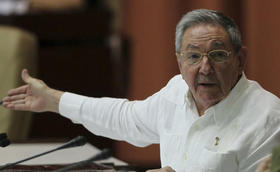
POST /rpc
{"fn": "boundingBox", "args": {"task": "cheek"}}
[180,64,197,88]
[215,63,239,91]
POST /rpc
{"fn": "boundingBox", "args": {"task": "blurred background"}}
[0,0,279,169]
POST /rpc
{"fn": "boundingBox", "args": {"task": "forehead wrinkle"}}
[186,44,200,50]
[183,39,227,52]
[188,35,226,44]
[188,31,225,40]
[181,24,230,52]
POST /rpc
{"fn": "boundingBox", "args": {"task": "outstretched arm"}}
[2,69,64,113]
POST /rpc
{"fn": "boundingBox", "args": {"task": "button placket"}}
[184,119,203,163]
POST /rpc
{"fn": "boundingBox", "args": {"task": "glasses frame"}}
[179,49,231,65]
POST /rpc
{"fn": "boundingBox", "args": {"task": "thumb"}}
[21,69,32,84]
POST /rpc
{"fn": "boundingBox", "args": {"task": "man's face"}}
[177,24,245,111]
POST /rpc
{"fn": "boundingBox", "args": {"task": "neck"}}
[194,96,221,116]
[196,102,212,116]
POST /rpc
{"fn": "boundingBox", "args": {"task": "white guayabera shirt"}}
[59,74,280,172]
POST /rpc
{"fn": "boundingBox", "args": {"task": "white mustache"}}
[197,75,217,84]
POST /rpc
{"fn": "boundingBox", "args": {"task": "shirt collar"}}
[213,73,249,125]
[163,74,188,106]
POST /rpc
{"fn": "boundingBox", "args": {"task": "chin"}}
[198,94,223,106]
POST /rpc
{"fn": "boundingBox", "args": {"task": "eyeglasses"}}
[179,49,231,65]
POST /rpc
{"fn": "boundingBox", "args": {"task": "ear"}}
[176,53,183,74]
[236,46,247,75]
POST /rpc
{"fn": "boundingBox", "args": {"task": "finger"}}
[256,157,271,172]
[9,99,26,105]
[2,96,10,102]
[262,158,271,171]
[4,98,28,111]
[21,69,35,84]
[6,103,29,111]
[3,94,26,102]
[146,170,157,172]
[7,85,29,96]
[163,166,176,172]
[146,167,175,172]
[2,101,9,108]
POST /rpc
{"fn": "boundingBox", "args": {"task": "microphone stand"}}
[53,149,112,172]
[0,136,86,170]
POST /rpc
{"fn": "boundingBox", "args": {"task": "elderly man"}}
[2,9,280,172]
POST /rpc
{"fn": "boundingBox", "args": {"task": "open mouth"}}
[198,83,216,87]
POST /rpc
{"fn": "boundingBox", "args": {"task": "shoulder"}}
[241,79,280,133]
[246,79,280,110]
[234,77,280,133]
[157,74,188,106]
[164,74,187,89]
[236,79,280,166]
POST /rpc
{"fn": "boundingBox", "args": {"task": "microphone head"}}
[0,133,10,147]
[0,133,7,140]
[0,138,10,147]
[59,136,87,150]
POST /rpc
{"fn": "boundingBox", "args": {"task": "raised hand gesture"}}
[2,69,63,113]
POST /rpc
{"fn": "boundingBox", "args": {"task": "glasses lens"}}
[209,50,229,62]
[183,52,201,64]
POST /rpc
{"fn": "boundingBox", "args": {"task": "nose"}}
[198,55,213,75]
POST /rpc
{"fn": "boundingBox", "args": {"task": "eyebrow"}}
[186,44,200,50]
[211,41,226,49]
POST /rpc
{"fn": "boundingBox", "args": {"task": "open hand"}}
[2,69,63,113]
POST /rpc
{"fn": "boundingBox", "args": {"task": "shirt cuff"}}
[58,92,86,122]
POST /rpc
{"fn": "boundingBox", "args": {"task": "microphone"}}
[0,133,10,147]
[0,138,10,147]
[53,148,112,172]
[0,133,7,140]
[0,135,87,170]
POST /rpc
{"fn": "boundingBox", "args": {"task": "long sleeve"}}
[58,92,162,147]
[58,75,187,147]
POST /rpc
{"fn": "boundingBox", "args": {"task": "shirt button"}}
[192,124,200,131]
[183,153,187,160]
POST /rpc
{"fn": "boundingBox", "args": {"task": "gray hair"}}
[175,9,242,54]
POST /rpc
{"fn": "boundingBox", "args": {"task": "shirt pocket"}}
[198,148,238,172]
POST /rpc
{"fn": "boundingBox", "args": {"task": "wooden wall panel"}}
[244,0,280,97]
